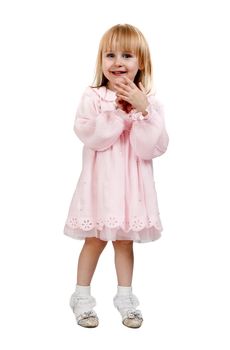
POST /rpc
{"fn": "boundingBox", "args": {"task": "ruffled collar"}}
[91,86,116,102]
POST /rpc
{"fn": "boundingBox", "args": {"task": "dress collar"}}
[93,86,116,102]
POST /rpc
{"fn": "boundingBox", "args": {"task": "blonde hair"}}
[92,24,153,93]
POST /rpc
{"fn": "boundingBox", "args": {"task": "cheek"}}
[134,63,139,72]
[130,65,139,77]
[102,63,106,72]
[102,59,111,71]
[129,62,139,72]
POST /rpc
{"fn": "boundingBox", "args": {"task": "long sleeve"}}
[73,87,125,151]
[129,95,169,160]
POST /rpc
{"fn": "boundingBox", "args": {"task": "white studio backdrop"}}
[0,0,230,349]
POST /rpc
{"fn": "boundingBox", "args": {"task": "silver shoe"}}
[113,293,143,328]
[76,310,99,328]
[122,309,143,328]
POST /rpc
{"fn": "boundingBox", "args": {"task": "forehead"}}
[103,42,134,53]
[101,31,140,55]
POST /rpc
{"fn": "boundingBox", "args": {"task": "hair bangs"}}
[101,26,141,56]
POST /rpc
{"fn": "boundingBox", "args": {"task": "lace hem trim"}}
[66,215,162,232]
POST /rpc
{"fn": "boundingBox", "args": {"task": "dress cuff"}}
[128,109,150,121]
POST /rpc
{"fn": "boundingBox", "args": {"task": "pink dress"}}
[64,86,169,243]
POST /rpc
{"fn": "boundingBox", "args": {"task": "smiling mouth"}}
[111,71,127,76]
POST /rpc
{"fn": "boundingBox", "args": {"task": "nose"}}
[114,54,122,66]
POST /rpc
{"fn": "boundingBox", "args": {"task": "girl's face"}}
[102,50,139,91]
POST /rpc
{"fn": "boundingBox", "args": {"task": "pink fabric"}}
[64,86,169,243]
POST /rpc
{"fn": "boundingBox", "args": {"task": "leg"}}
[77,237,107,285]
[112,240,143,328]
[70,237,107,327]
[112,240,134,286]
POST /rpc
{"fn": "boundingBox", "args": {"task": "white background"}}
[0,0,230,349]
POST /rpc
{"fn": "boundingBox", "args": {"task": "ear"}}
[138,60,144,70]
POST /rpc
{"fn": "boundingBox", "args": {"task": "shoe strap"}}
[77,310,98,322]
[123,309,143,321]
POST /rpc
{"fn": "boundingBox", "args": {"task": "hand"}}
[114,76,148,114]
[115,97,133,113]
[114,77,133,114]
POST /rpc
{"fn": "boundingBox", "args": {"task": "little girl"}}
[64,24,169,328]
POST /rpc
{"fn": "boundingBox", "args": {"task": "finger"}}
[123,76,134,86]
[138,82,146,93]
[116,94,129,102]
[115,87,129,96]
[115,82,131,91]
[123,76,137,89]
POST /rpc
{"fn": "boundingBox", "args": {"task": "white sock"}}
[70,285,95,317]
[114,286,140,317]
[75,284,91,295]
[117,285,132,295]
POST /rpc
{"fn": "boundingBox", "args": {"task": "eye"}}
[105,53,115,58]
[122,53,133,58]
